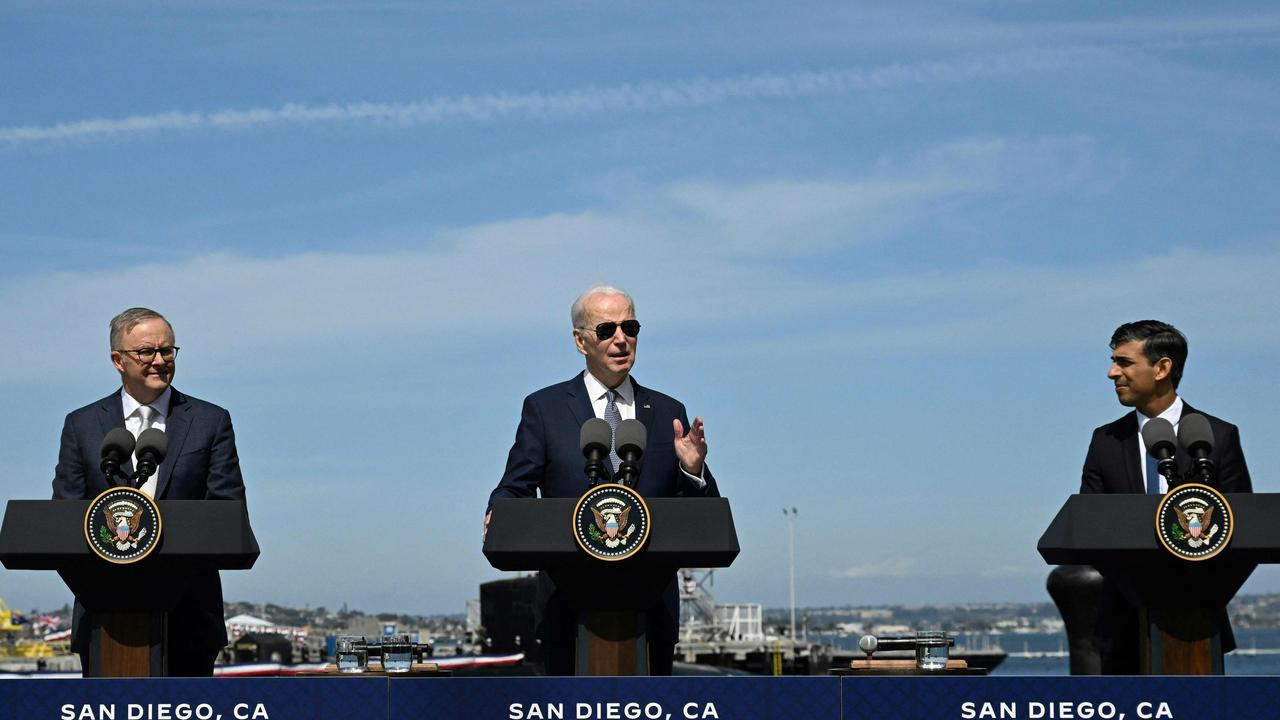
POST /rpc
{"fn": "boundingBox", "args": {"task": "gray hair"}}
[109,308,173,349]
[570,284,635,329]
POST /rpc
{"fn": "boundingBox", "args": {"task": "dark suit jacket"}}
[488,372,719,673]
[1080,403,1251,495]
[489,372,719,505]
[53,387,246,658]
[1079,402,1251,670]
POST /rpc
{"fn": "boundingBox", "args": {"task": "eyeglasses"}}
[117,346,180,362]
[579,320,641,342]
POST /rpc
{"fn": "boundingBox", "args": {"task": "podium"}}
[0,499,258,677]
[1038,493,1280,674]
[484,496,738,675]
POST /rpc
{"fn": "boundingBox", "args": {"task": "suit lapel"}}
[631,377,658,488]
[632,377,655,442]
[1119,412,1144,494]
[565,372,595,429]
[157,389,193,499]
[1174,401,1196,479]
[97,392,130,476]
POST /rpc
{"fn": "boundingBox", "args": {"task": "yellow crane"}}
[0,596,22,633]
[0,596,54,658]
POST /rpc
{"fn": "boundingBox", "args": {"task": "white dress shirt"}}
[1136,395,1184,494]
[583,371,636,421]
[121,386,171,497]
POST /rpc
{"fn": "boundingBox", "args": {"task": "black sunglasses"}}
[581,320,641,341]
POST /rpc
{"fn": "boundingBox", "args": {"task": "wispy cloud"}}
[0,48,1110,150]
[0,137,1080,378]
[828,558,1047,584]
[3,169,1277,383]
[832,559,920,579]
[1036,12,1280,46]
[665,177,966,255]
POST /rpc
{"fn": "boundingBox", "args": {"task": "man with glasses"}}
[52,307,246,676]
[486,284,719,675]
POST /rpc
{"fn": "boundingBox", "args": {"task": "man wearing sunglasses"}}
[486,284,720,675]
[52,307,247,676]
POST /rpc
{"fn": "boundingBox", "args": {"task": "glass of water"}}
[381,634,413,673]
[915,630,949,670]
[335,635,368,673]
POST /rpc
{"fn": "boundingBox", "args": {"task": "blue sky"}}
[2,1,1279,616]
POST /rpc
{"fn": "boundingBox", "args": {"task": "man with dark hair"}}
[53,308,246,676]
[486,284,719,675]
[1080,319,1251,672]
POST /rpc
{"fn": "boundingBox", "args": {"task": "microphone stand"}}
[1188,458,1216,485]
[1157,460,1181,490]
[100,461,129,489]
[133,453,161,490]
[613,455,641,488]
[584,456,608,488]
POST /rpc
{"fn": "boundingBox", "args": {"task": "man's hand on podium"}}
[483,510,492,541]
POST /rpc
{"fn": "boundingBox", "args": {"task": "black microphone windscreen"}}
[580,418,613,454]
[1140,417,1177,458]
[616,419,647,454]
[1179,413,1215,455]
[100,428,136,458]
[135,428,168,462]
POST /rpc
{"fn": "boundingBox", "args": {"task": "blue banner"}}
[841,677,1280,720]
[2,676,1279,720]
[392,677,840,720]
[0,678,385,720]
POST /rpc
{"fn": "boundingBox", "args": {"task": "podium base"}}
[90,611,165,677]
[1140,607,1223,675]
[576,610,649,676]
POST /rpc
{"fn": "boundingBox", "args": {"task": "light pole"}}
[783,507,798,644]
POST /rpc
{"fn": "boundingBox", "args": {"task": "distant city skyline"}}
[2,1,1279,616]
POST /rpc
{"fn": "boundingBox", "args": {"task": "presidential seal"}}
[572,483,651,561]
[1155,483,1233,561]
[84,486,163,564]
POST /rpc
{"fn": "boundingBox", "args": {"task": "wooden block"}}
[849,658,968,669]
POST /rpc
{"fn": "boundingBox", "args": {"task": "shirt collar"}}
[1137,395,1184,428]
[583,371,634,404]
[121,386,172,419]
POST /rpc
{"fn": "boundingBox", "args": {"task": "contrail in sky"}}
[0,49,1097,148]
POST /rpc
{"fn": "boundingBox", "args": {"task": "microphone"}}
[99,428,137,486]
[858,635,878,657]
[1179,413,1216,483]
[580,418,613,487]
[858,633,954,657]
[134,428,168,486]
[1140,417,1179,487]
[613,419,647,487]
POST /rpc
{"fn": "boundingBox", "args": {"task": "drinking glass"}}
[915,630,949,670]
